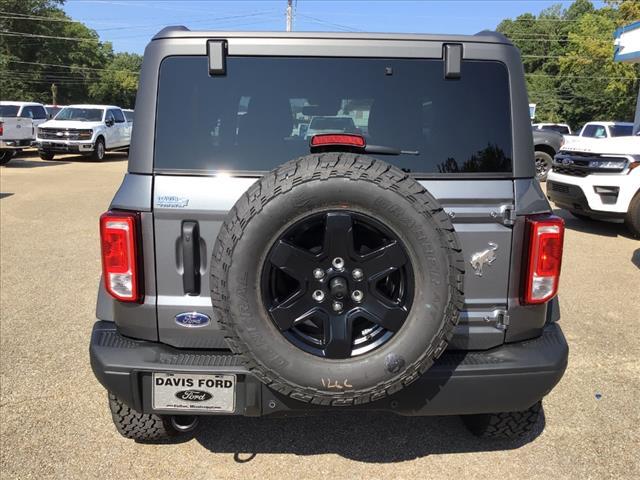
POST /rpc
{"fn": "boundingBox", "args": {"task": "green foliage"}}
[0,0,140,107]
[88,53,142,108]
[498,0,640,129]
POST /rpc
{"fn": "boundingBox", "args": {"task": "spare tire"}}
[211,153,464,405]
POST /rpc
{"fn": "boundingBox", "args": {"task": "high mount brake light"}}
[310,133,366,149]
[100,211,142,302]
[522,214,565,305]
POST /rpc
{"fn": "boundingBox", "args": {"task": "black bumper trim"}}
[547,181,625,219]
[90,321,568,417]
[38,143,88,153]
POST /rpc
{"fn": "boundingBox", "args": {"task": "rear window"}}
[0,105,20,117]
[154,56,513,175]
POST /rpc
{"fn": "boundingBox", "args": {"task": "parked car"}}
[532,127,564,181]
[568,121,634,140]
[0,101,48,165]
[90,27,568,442]
[533,123,572,135]
[547,136,640,237]
[36,104,131,161]
[305,115,358,139]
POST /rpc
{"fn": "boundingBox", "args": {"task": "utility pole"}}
[286,0,293,32]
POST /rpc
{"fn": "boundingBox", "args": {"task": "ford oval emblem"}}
[175,312,210,328]
[175,390,213,402]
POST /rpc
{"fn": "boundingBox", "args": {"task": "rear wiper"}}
[364,145,419,156]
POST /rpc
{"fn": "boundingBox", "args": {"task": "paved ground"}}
[1,151,639,480]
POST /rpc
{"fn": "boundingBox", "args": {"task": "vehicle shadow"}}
[0,193,14,199]
[632,249,640,270]
[48,152,129,163]
[552,208,633,239]
[190,409,545,463]
[3,159,70,168]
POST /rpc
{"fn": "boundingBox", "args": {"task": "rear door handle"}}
[181,221,200,295]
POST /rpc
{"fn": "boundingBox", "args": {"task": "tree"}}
[88,53,142,108]
[497,0,639,129]
[0,0,113,104]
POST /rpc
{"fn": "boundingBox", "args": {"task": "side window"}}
[20,106,34,118]
[106,110,116,124]
[113,109,126,123]
[594,126,607,138]
[582,125,598,137]
[33,106,47,119]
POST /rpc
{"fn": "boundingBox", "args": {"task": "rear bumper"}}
[0,139,32,149]
[90,320,568,417]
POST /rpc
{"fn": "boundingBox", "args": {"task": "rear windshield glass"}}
[155,56,512,175]
[0,105,20,117]
[610,125,633,137]
[56,107,103,122]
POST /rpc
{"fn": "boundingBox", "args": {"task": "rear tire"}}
[39,151,55,161]
[534,151,553,182]
[624,192,640,239]
[91,137,106,162]
[461,401,542,439]
[108,393,178,441]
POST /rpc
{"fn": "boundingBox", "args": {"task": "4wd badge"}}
[470,242,498,276]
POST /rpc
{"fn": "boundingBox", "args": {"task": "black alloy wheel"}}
[261,211,414,359]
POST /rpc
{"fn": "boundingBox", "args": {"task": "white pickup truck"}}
[36,104,131,161]
[546,135,640,237]
[0,101,49,165]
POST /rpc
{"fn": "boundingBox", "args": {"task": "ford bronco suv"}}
[90,27,568,442]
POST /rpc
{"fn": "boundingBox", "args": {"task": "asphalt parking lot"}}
[1,150,639,479]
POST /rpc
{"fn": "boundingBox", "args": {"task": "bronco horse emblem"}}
[470,242,498,276]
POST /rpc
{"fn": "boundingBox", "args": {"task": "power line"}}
[525,73,638,80]
[3,59,139,74]
[0,30,99,42]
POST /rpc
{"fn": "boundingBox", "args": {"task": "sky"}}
[63,0,606,54]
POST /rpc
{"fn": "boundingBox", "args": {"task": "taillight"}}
[310,133,366,148]
[100,211,142,302]
[522,214,565,304]
[0,122,4,136]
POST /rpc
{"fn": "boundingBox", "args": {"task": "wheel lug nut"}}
[332,257,345,271]
[313,268,325,280]
[352,268,363,281]
[351,290,364,303]
[312,290,325,303]
[332,301,343,313]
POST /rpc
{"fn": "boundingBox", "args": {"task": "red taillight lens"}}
[100,211,141,302]
[522,214,565,304]
[310,133,366,148]
[0,122,4,136]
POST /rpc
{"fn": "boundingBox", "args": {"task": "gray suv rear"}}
[90,28,568,441]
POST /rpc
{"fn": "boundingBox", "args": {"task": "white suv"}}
[36,104,131,161]
[547,135,640,237]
